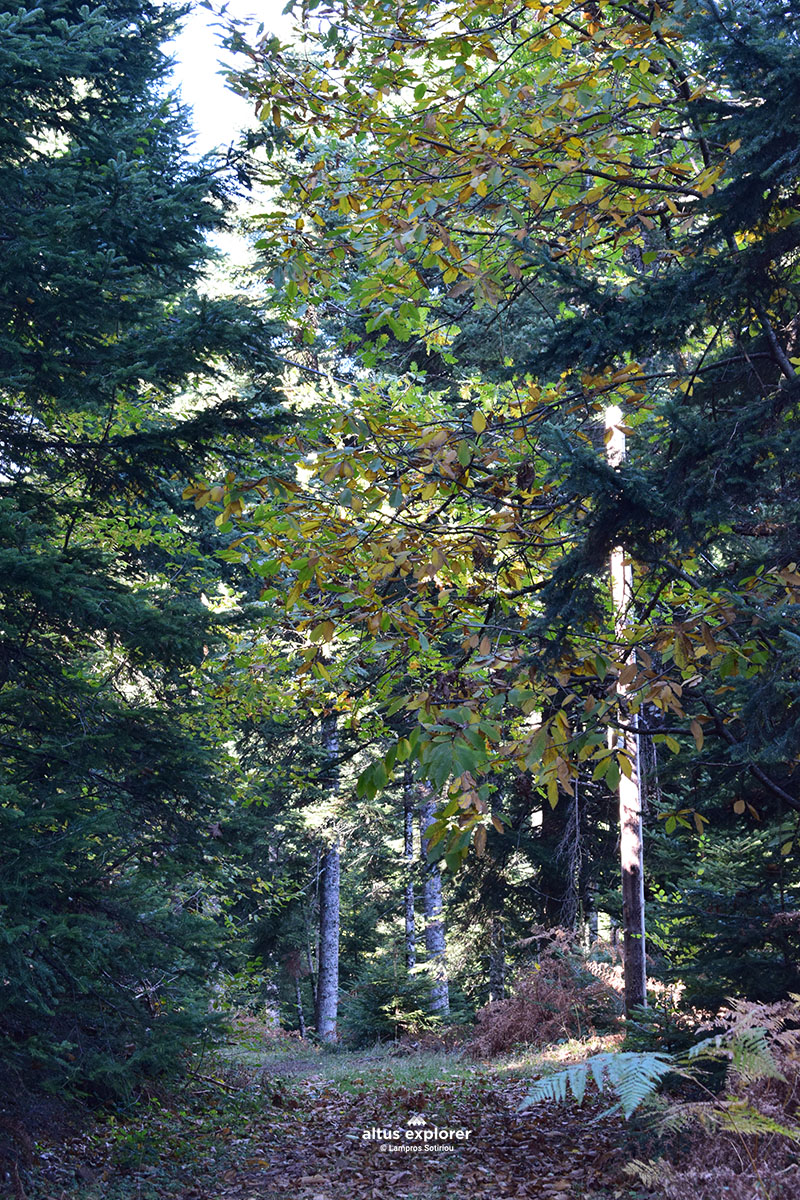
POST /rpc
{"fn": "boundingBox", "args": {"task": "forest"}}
[1,1,799,1198]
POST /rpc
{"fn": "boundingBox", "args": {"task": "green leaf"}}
[452,738,483,778]
[521,1052,673,1119]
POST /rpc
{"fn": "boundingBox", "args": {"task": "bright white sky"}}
[168,1,294,153]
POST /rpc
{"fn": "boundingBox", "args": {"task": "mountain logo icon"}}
[406,1113,427,1127]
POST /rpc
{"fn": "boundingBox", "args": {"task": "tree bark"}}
[587,886,599,946]
[556,780,582,930]
[314,712,340,1041]
[606,406,647,1014]
[305,900,318,1012]
[403,764,417,971]
[617,716,646,1012]
[294,975,306,1039]
[418,784,450,1015]
[488,916,505,1002]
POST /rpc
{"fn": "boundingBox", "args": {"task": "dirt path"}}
[27,1044,644,1199]
[204,1073,633,1200]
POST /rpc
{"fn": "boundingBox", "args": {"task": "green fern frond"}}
[714,1101,800,1141]
[659,1097,800,1142]
[730,1028,785,1083]
[688,1026,785,1082]
[521,999,800,1128]
[658,1100,718,1134]
[520,1051,673,1119]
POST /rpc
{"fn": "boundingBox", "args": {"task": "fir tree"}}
[0,0,284,1110]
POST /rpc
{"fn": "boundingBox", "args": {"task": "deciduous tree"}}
[0,0,283,1107]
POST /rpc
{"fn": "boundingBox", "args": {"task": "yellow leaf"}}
[472,410,487,434]
[701,622,719,654]
[690,719,704,750]
[618,662,638,688]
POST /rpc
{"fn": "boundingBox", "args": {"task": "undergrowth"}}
[15,999,800,1200]
[467,928,622,1057]
[524,996,800,1200]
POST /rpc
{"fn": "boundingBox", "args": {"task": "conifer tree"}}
[0,0,283,1108]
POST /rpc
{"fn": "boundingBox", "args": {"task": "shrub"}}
[339,958,440,1047]
[640,998,800,1200]
[467,929,620,1057]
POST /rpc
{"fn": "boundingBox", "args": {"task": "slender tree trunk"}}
[294,976,306,1039]
[403,764,417,971]
[557,779,582,930]
[315,712,340,1041]
[305,907,318,1012]
[616,719,646,1012]
[488,916,505,1002]
[587,887,599,946]
[539,788,566,925]
[606,406,647,1014]
[418,784,450,1015]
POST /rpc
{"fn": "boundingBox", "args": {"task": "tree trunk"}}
[488,916,505,1002]
[403,765,416,971]
[305,903,318,1013]
[556,779,582,930]
[418,785,450,1015]
[618,723,646,1012]
[587,887,599,946]
[294,975,306,1039]
[314,712,340,1041]
[606,406,647,1015]
[538,785,567,925]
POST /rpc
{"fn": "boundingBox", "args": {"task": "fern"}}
[520,998,800,1131]
[660,1098,800,1141]
[625,1158,674,1188]
[520,1051,674,1119]
[689,1026,786,1083]
[714,1101,800,1141]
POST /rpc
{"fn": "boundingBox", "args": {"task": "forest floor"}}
[27,1027,657,1200]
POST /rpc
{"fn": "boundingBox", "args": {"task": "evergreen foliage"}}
[339,958,438,1046]
[0,0,283,1109]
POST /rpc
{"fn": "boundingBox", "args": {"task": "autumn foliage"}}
[468,933,620,1057]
